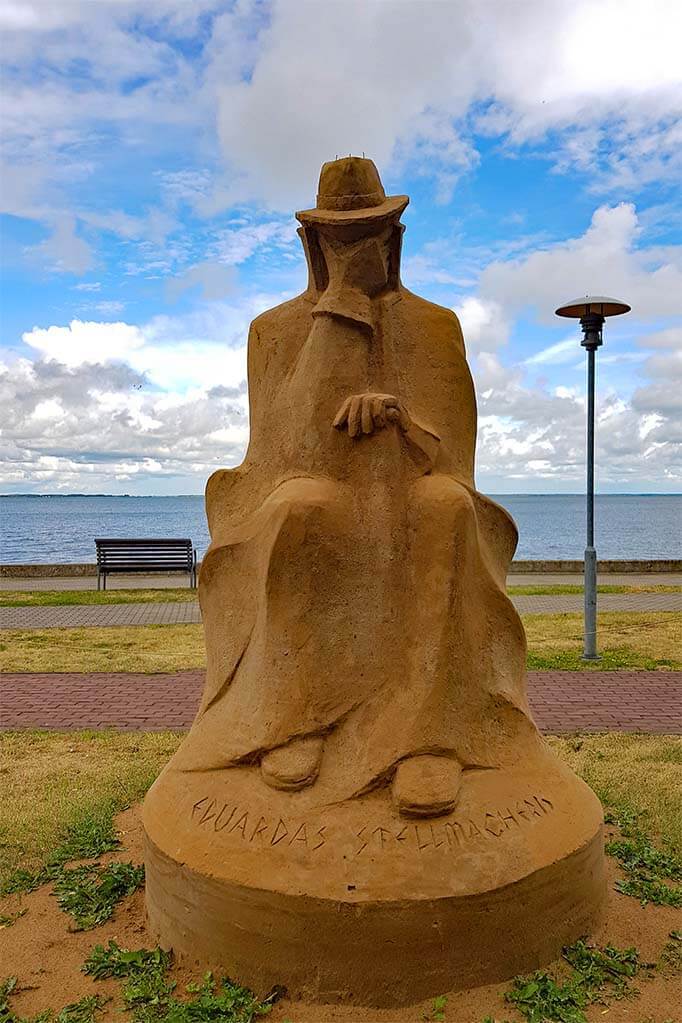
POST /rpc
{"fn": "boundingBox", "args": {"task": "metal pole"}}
[583,345,598,659]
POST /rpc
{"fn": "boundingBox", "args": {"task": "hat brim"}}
[295,194,409,226]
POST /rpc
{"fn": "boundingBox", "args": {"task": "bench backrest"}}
[95,537,194,573]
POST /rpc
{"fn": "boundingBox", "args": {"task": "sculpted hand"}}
[333,393,411,438]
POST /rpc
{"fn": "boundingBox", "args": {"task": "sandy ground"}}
[1,807,680,1023]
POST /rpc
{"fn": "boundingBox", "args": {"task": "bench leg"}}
[97,569,101,592]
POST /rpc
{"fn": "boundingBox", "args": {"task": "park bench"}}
[95,538,197,590]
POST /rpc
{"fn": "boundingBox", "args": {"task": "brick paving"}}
[1,670,680,734]
[1,591,680,630]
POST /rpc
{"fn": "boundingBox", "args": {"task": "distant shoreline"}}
[3,492,681,499]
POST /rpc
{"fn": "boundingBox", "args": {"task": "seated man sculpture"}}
[143,157,605,1008]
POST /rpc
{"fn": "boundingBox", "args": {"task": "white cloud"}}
[22,320,145,368]
[453,296,509,354]
[212,0,682,206]
[2,0,680,284]
[167,262,237,302]
[479,203,682,322]
[525,338,579,366]
[31,216,94,275]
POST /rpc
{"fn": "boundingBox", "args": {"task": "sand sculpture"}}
[143,157,606,1007]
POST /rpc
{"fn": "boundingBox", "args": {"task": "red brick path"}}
[1,671,680,733]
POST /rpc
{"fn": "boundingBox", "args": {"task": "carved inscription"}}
[191,798,327,851]
[353,794,554,856]
[188,789,556,855]
[190,793,555,858]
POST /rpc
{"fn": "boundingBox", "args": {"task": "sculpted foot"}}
[393,755,462,818]
[261,736,324,791]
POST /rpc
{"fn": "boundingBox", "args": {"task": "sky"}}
[1,0,681,496]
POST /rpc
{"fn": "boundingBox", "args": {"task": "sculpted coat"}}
[175,157,541,815]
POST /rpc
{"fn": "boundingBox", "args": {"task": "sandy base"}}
[1,806,679,1023]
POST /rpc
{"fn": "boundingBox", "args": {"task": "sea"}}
[1,493,680,564]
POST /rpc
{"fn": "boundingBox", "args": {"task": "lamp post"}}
[555,296,631,660]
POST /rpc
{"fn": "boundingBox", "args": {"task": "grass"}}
[0,731,181,889]
[1,799,121,896]
[1,612,680,673]
[0,590,197,608]
[1,584,678,608]
[548,734,682,854]
[508,584,681,595]
[0,624,205,673]
[524,611,682,670]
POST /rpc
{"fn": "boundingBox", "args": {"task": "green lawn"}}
[508,584,681,595]
[1,612,680,673]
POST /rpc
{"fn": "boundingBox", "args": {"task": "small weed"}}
[604,805,642,837]
[606,837,681,881]
[505,972,587,1023]
[0,980,105,1023]
[83,941,173,980]
[658,930,682,977]
[562,940,645,1000]
[424,994,448,1021]
[81,944,273,1023]
[604,806,682,906]
[615,875,682,906]
[0,909,27,928]
[55,997,106,1023]
[505,940,648,1022]
[54,862,144,929]
[1,977,19,1021]
[1,868,50,897]
[164,972,271,1023]
[83,941,175,1020]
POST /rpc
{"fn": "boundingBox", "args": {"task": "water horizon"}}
[2,492,680,564]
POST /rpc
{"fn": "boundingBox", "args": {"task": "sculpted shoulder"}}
[399,288,466,356]
[250,291,313,341]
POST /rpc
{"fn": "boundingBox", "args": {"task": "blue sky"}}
[1,0,681,495]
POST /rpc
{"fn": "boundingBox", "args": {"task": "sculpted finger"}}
[361,396,374,434]
[397,404,411,431]
[348,395,363,437]
[333,396,351,429]
[373,395,387,429]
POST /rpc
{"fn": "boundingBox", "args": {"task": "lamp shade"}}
[555,296,631,318]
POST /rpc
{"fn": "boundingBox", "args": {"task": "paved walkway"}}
[2,572,681,592]
[1,591,680,630]
[1,670,680,733]
[0,602,201,629]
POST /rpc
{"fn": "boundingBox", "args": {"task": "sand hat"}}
[296,156,408,226]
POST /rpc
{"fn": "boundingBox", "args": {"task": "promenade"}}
[1,570,680,628]
[2,571,680,735]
